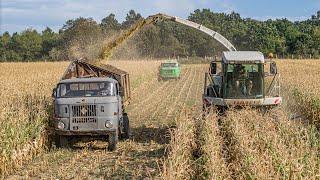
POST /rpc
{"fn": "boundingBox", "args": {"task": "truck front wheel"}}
[121,115,131,139]
[108,130,118,151]
[55,135,70,148]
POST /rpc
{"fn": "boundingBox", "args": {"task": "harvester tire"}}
[217,106,226,115]
[202,104,210,119]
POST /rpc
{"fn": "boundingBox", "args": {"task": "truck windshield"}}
[57,82,116,98]
[162,63,178,67]
[224,63,264,99]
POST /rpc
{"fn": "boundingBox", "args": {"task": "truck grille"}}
[72,117,97,123]
[71,105,97,117]
[164,70,174,73]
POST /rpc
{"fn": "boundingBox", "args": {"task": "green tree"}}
[1,9,320,61]
[9,29,42,61]
[312,27,320,57]
[42,27,59,60]
[0,32,11,61]
[135,25,161,57]
[101,13,120,31]
[60,17,103,60]
[122,10,142,29]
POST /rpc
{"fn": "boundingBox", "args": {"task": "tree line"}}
[0,9,319,62]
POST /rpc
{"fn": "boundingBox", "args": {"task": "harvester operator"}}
[234,65,253,96]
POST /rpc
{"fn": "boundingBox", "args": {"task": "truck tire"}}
[202,104,209,119]
[121,115,131,139]
[55,135,70,148]
[108,130,118,151]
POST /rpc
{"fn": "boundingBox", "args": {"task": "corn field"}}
[1,59,320,179]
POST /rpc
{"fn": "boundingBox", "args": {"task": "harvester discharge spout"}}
[100,13,236,61]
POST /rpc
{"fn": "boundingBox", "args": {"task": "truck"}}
[203,51,282,112]
[158,60,181,81]
[51,58,131,151]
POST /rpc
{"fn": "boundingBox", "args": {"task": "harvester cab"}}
[203,51,282,111]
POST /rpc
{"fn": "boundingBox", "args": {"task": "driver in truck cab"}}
[234,65,253,96]
[99,82,114,96]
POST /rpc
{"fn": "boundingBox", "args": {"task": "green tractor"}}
[158,60,181,81]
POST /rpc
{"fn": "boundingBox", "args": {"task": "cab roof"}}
[222,51,264,63]
[163,59,178,64]
[59,77,117,84]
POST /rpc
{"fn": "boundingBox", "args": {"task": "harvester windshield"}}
[161,63,178,68]
[224,63,264,99]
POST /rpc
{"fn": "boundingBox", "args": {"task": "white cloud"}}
[250,15,310,21]
[1,23,61,33]
[153,0,197,14]
[0,0,239,34]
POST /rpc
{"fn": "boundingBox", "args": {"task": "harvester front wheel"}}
[202,104,211,119]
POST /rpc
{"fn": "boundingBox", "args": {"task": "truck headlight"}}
[57,121,65,130]
[105,121,113,128]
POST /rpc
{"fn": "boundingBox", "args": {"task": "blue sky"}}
[1,0,319,34]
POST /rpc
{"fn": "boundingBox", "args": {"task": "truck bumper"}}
[54,129,116,136]
[203,96,282,107]
[161,75,179,79]
[51,116,119,136]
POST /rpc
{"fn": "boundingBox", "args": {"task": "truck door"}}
[116,83,122,118]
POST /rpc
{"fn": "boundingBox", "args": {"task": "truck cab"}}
[203,51,281,110]
[158,60,181,80]
[52,59,131,151]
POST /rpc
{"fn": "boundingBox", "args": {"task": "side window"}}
[59,84,67,97]
[113,83,118,95]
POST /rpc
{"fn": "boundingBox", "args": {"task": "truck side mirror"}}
[52,88,57,98]
[210,62,217,75]
[270,62,277,75]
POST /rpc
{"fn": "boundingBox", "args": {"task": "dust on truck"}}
[51,59,131,151]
